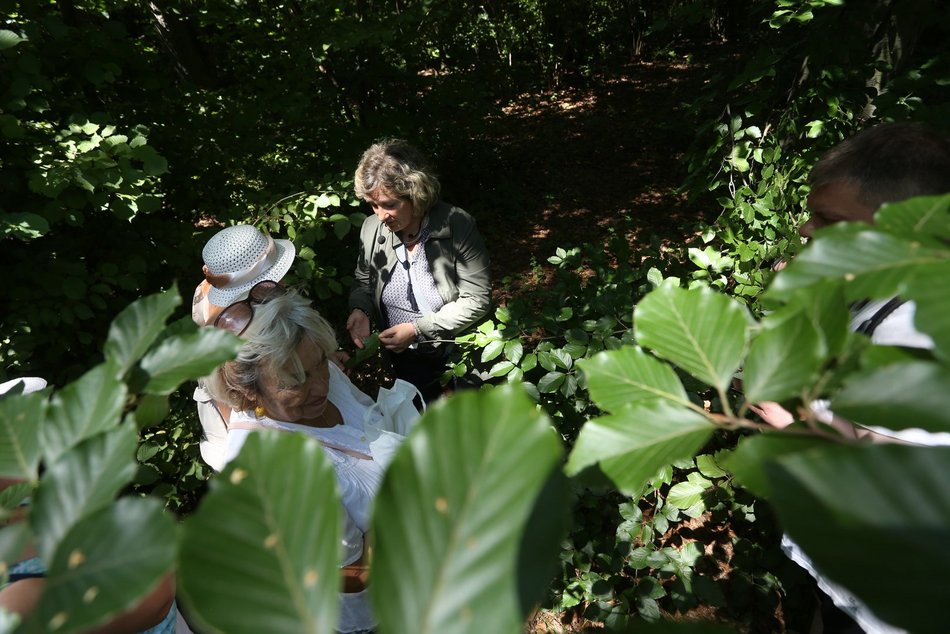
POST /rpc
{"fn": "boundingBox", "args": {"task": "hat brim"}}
[206,238,296,306]
[0,377,48,396]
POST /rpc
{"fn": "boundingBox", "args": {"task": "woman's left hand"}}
[379,322,417,353]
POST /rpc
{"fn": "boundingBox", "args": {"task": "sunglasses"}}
[213,280,285,335]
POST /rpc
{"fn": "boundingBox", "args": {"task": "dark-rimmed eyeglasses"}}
[213,280,285,335]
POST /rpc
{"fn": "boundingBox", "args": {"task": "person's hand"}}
[333,350,351,375]
[379,322,417,353]
[749,401,795,428]
[346,309,371,349]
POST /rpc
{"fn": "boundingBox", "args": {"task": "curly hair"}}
[354,138,441,216]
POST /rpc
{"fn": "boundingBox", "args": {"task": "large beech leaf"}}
[0,391,46,480]
[743,309,823,404]
[763,444,950,633]
[904,261,950,362]
[42,363,126,464]
[874,193,950,242]
[103,286,181,378]
[579,347,690,413]
[178,432,341,634]
[140,328,242,395]
[634,285,749,392]
[768,223,945,301]
[566,400,713,496]
[0,30,25,50]
[371,385,565,634]
[0,522,31,578]
[832,361,950,433]
[723,433,830,499]
[31,497,176,634]
[786,281,850,359]
[31,424,138,563]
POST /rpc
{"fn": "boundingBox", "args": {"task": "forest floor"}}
[443,44,727,303]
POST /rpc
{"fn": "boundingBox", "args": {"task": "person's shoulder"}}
[430,201,476,228]
[358,211,383,242]
[360,212,382,230]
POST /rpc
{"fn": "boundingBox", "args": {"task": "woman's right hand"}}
[346,309,371,349]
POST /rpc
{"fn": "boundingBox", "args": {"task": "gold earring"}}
[254,405,267,418]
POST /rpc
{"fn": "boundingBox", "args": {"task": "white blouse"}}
[223,363,385,632]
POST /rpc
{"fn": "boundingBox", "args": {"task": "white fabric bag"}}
[362,380,424,468]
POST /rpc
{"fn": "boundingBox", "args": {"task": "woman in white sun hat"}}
[191,224,297,328]
[191,225,297,471]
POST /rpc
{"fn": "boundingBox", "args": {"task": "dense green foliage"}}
[4,194,946,632]
[2,0,949,631]
[683,0,950,302]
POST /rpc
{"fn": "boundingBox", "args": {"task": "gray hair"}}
[810,122,950,209]
[205,290,338,412]
[354,139,441,216]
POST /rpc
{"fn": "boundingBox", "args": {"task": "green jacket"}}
[348,201,492,343]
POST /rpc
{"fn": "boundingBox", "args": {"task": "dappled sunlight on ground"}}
[441,50,721,305]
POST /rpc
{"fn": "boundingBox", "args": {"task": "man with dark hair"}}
[761,121,950,633]
[802,122,950,238]
[801,122,950,352]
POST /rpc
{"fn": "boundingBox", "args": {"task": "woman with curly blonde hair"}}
[347,139,491,402]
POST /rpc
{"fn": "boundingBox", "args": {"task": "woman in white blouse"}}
[205,284,389,634]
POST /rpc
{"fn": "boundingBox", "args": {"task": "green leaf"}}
[62,276,86,300]
[551,349,573,370]
[140,328,242,395]
[580,347,690,413]
[2,212,50,239]
[538,371,566,393]
[131,393,170,429]
[0,392,46,480]
[566,400,713,496]
[0,522,31,578]
[43,363,127,464]
[333,218,349,240]
[0,481,32,515]
[743,309,823,403]
[104,287,181,378]
[695,454,727,479]
[723,433,830,499]
[372,385,566,634]
[904,261,950,362]
[667,477,709,510]
[832,361,950,433]
[179,432,340,634]
[635,285,749,392]
[764,444,950,633]
[32,497,175,634]
[0,30,25,50]
[345,333,381,369]
[503,340,524,364]
[31,424,138,563]
[481,340,504,363]
[768,223,945,301]
[489,361,515,378]
[130,144,168,176]
[875,193,950,241]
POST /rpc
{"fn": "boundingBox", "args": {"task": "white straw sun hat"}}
[201,225,296,306]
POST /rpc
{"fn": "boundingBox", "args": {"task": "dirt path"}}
[438,48,723,298]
